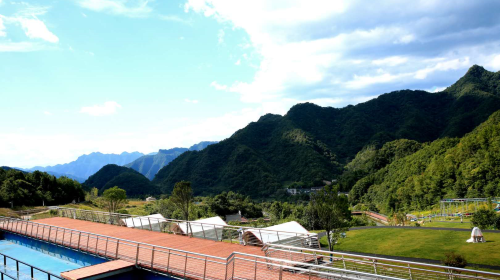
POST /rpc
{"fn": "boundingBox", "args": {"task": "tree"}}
[310,185,351,251]
[171,181,193,221]
[471,209,496,229]
[102,186,127,213]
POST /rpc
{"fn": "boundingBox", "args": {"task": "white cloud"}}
[159,15,191,25]
[489,54,500,71]
[75,0,152,17]
[210,81,227,91]
[235,59,240,65]
[80,101,122,116]
[372,56,408,66]
[82,12,87,18]
[179,36,184,40]
[217,29,224,44]
[17,17,58,43]
[414,57,470,79]
[0,41,47,52]
[185,0,500,107]
[43,111,52,116]
[184,99,199,103]
[0,17,6,37]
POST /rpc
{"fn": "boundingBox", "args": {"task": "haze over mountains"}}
[153,65,500,198]
[25,141,217,181]
[126,141,217,180]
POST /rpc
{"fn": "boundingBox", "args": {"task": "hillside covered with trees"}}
[349,110,500,214]
[0,168,85,207]
[153,65,500,198]
[83,164,158,197]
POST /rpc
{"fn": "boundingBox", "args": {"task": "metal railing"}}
[264,243,500,280]
[0,252,63,280]
[0,217,401,280]
[53,207,320,249]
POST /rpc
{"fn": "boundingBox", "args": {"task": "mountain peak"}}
[445,64,499,98]
[465,64,487,78]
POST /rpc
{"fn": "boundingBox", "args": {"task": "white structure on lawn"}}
[243,221,318,247]
[466,227,485,243]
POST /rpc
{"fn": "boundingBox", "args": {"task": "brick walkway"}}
[61,260,134,280]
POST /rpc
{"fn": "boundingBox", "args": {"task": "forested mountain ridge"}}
[349,110,500,214]
[125,141,218,180]
[154,65,500,199]
[83,164,158,197]
[0,168,84,207]
[28,152,144,180]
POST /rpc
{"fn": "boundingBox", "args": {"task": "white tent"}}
[173,216,227,241]
[466,227,485,243]
[121,214,165,231]
[243,221,316,246]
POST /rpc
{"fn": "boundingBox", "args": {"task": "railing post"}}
[116,240,120,259]
[151,247,155,269]
[183,252,188,278]
[373,259,377,274]
[167,249,171,272]
[135,243,140,266]
[148,218,153,231]
[408,263,413,280]
[201,223,206,239]
[48,227,52,242]
[203,256,207,280]
[95,236,99,254]
[78,232,82,251]
[105,237,109,258]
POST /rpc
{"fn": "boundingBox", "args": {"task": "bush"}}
[471,209,496,229]
[414,222,421,227]
[442,252,467,268]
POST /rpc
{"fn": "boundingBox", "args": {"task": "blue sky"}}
[1,0,500,167]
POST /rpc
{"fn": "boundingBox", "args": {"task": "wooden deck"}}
[0,218,347,280]
[36,217,264,258]
[61,260,134,280]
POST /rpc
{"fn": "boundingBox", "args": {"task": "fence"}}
[0,252,63,280]
[0,217,402,280]
[264,243,500,280]
[54,207,320,249]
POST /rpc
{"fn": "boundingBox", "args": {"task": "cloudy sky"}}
[1,0,500,167]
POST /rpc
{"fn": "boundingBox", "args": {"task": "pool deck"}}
[0,218,319,280]
[61,260,134,280]
[35,217,264,258]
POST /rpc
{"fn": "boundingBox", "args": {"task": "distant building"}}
[146,197,157,202]
[226,210,248,223]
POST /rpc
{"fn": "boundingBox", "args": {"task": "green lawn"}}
[321,228,500,267]
[420,221,473,229]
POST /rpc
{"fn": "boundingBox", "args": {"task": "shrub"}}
[442,252,467,268]
[414,222,421,227]
[471,209,496,229]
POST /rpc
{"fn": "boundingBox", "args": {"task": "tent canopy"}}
[121,214,165,228]
[245,221,314,244]
[176,216,227,234]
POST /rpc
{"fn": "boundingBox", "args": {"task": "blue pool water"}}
[0,232,175,280]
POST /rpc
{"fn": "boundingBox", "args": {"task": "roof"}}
[245,221,314,244]
[177,216,227,234]
[121,214,165,227]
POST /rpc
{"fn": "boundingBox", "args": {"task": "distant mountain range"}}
[153,65,500,198]
[24,141,218,182]
[126,141,217,180]
[26,152,145,182]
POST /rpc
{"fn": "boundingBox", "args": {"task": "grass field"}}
[321,228,500,267]
[420,221,472,229]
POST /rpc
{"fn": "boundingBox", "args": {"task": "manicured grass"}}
[420,221,473,229]
[322,228,500,267]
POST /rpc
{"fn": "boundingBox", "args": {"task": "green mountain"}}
[83,164,158,197]
[349,110,500,213]
[28,152,144,180]
[0,168,85,207]
[153,65,500,198]
[125,141,217,180]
